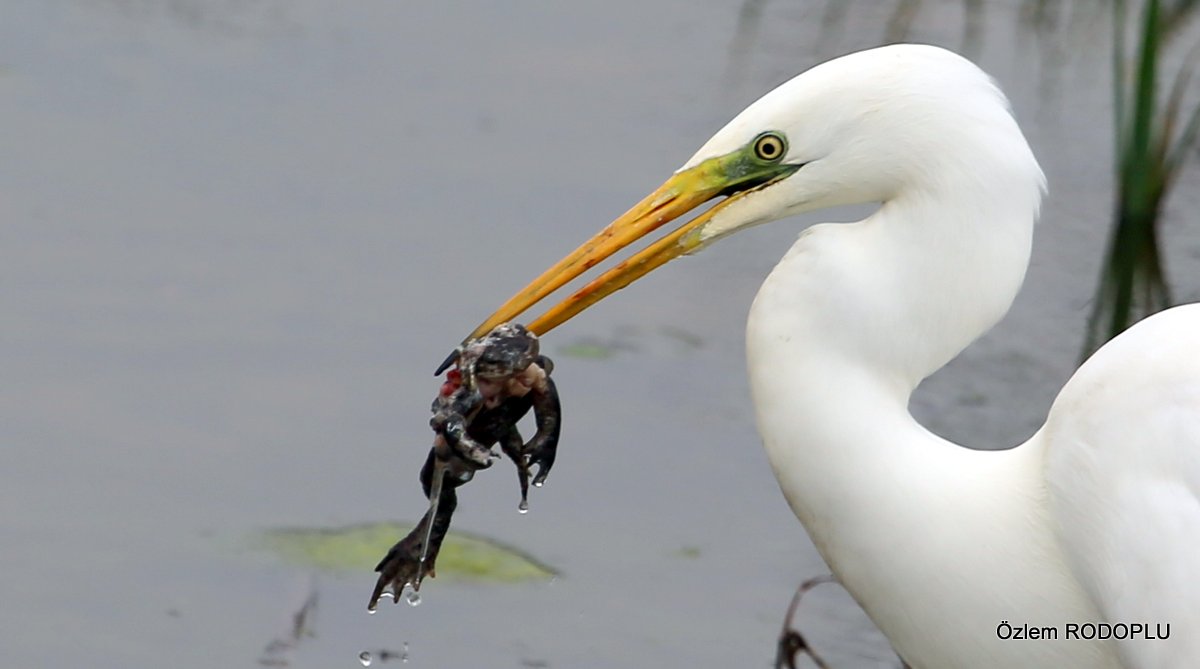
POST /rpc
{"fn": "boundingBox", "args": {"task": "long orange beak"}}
[465,148,799,342]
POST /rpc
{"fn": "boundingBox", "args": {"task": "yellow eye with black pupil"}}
[753,133,786,162]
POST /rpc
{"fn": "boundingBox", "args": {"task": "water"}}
[358,643,409,665]
[2,1,1198,668]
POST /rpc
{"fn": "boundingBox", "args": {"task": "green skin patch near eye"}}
[671,140,801,253]
[693,133,796,193]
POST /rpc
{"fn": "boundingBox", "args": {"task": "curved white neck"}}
[745,187,1115,667]
[746,182,1035,532]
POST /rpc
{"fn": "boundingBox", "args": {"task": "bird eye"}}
[753,133,786,162]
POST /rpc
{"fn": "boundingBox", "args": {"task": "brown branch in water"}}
[774,574,911,669]
[775,575,836,669]
[258,586,318,667]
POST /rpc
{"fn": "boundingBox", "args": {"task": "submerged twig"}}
[775,575,836,669]
[774,574,911,669]
[258,584,318,667]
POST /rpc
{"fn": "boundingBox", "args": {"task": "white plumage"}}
[481,43,1199,668]
[731,45,1198,669]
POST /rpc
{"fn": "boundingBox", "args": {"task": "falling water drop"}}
[358,650,373,666]
[406,591,422,607]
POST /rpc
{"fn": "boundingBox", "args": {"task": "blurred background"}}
[2,1,1198,667]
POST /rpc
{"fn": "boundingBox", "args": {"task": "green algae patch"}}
[258,522,556,583]
[557,341,618,360]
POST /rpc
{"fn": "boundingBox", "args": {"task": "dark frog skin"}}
[370,324,561,610]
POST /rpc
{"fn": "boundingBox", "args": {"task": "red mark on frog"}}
[439,369,463,397]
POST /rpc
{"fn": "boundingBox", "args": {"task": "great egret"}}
[467,44,1198,668]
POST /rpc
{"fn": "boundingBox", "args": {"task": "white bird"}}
[467,44,1199,668]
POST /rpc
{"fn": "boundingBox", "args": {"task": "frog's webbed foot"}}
[369,498,453,610]
[370,449,469,611]
[439,419,495,469]
[369,520,430,609]
[524,361,561,486]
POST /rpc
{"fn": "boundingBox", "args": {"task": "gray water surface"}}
[3,1,1199,667]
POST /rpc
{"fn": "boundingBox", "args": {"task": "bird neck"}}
[827,179,1037,391]
[747,169,1038,509]
[745,168,1056,660]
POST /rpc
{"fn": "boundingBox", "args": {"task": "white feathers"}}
[694,44,1199,668]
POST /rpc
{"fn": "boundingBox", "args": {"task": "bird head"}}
[467,44,1032,340]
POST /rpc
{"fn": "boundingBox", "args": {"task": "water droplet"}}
[406,591,422,607]
[358,650,373,666]
[518,500,529,514]
[533,481,544,488]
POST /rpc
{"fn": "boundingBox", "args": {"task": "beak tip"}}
[434,350,460,376]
